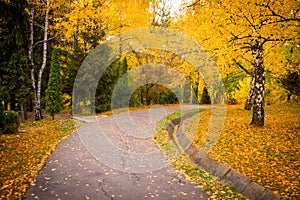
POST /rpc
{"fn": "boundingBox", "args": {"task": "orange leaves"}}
[193,103,300,199]
[154,109,249,199]
[0,118,77,199]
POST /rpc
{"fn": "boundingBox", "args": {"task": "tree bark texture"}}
[250,40,265,126]
[28,0,40,120]
[36,0,50,120]
[244,75,255,110]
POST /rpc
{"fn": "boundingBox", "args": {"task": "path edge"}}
[166,113,284,200]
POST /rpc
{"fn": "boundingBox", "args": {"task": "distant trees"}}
[200,87,211,104]
[111,58,131,109]
[181,0,300,126]
[45,48,63,119]
[281,70,300,101]
[0,0,298,124]
[0,0,31,117]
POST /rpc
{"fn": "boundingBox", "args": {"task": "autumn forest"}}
[0,0,299,199]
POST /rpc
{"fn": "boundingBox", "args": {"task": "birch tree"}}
[28,0,51,120]
[184,0,299,126]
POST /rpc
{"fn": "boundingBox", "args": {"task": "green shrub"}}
[4,111,20,134]
[45,48,63,119]
[200,87,211,104]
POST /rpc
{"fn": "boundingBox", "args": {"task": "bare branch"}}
[33,36,56,50]
[257,2,300,23]
[187,0,201,8]
[232,58,253,76]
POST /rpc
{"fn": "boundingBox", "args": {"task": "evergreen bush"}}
[4,111,20,134]
[46,48,63,119]
[200,87,211,104]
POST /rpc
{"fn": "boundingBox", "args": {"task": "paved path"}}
[25,106,208,200]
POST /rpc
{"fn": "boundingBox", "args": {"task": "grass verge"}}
[153,109,249,200]
[182,103,300,199]
[0,118,81,199]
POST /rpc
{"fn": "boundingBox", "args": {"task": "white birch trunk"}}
[28,0,40,120]
[244,75,255,110]
[35,0,50,120]
[250,39,265,126]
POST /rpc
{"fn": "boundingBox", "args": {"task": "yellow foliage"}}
[192,103,300,199]
[232,77,250,104]
[0,118,79,199]
[175,0,299,93]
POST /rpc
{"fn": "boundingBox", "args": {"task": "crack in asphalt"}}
[131,173,140,186]
[98,179,113,200]
[119,132,130,172]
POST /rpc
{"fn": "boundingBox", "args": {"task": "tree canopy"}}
[0,0,298,126]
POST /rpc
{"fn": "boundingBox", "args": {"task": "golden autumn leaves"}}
[0,119,78,199]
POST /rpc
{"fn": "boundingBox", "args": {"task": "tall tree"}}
[111,58,131,109]
[200,86,211,104]
[45,48,63,119]
[29,0,51,120]
[0,0,30,117]
[281,70,300,101]
[184,0,300,126]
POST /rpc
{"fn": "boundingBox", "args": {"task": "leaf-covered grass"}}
[187,103,300,199]
[153,109,249,200]
[99,104,180,116]
[0,118,80,200]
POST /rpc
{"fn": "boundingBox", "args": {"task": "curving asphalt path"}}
[25,105,209,200]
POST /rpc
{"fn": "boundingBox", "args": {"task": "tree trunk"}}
[190,84,193,104]
[24,102,27,120]
[140,88,144,105]
[10,97,16,110]
[146,84,154,105]
[244,75,255,110]
[20,103,26,123]
[250,40,265,126]
[28,0,39,120]
[194,81,199,103]
[287,93,291,101]
[146,86,150,105]
[4,101,8,111]
[36,0,50,120]
[156,84,160,104]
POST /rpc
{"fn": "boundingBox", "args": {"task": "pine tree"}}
[112,58,130,109]
[45,48,63,119]
[200,87,211,104]
[281,70,300,101]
